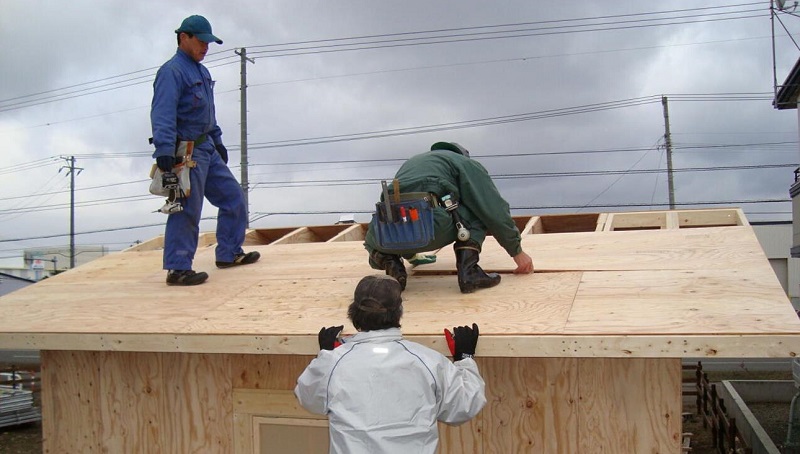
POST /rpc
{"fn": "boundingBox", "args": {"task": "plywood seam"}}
[560,271,584,333]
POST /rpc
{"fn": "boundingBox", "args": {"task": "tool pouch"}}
[148,140,195,197]
[371,198,435,251]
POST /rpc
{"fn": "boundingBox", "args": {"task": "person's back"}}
[294,275,486,454]
[326,330,442,452]
[392,150,463,196]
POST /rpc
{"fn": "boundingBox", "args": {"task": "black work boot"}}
[166,269,209,286]
[454,244,501,293]
[216,251,261,269]
[369,250,408,291]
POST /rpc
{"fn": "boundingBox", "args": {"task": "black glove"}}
[216,143,229,164]
[444,323,479,361]
[156,155,175,172]
[318,325,344,351]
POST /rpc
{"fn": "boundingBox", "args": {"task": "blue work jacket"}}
[150,49,222,159]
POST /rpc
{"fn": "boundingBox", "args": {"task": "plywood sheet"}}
[576,358,681,453]
[41,350,102,453]
[183,273,581,336]
[415,226,767,273]
[162,353,233,453]
[99,351,163,452]
[1,211,799,359]
[565,268,798,335]
[481,357,578,453]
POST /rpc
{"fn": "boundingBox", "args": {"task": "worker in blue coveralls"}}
[151,15,259,286]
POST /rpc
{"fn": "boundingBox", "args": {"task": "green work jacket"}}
[365,150,523,258]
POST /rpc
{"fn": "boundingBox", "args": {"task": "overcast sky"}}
[1,0,800,268]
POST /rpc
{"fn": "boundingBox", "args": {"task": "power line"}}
[0,197,788,245]
[0,162,793,214]
[1,140,795,205]
[0,4,765,113]
[241,95,778,151]
[245,97,663,150]
[0,57,239,113]
[246,5,764,58]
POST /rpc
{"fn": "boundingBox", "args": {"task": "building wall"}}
[752,223,799,309]
[0,274,34,297]
[23,245,108,271]
[0,267,55,282]
[41,350,681,453]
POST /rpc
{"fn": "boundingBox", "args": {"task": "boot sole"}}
[166,274,209,286]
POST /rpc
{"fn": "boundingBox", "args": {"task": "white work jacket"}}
[294,328,486,454]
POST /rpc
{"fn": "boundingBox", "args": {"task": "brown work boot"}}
[454,244,500,293]
[369,250,408,291]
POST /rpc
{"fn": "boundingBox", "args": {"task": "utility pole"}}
[235,48,255,228]
[661,96,676,209]
[60,156,83,268]
[771,0,779,103]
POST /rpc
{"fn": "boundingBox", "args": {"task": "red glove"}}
[444,328,456,356]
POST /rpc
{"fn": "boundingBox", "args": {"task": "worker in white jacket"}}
[294,274,486,454]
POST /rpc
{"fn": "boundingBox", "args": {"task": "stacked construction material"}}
[0,388,40,429]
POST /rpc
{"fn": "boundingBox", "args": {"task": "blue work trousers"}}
[163,144,247,270]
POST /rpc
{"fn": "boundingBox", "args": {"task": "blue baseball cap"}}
[175,15,222,45]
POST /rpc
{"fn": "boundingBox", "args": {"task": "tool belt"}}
[148,139,197,198]
[391,192,439,208]
[370,181,436,251]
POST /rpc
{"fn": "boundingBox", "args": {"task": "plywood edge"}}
[735,208,750,227]
[328,224,367,242]
[271,227,314,245]
[602,213,615,232]
[520,216,540,235]
[596,212,609,231]
[123,235,164,252]
[676,208,744,228]
[15,333,800,358]
[666,211,679,229]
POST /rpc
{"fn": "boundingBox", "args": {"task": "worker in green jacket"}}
[364,142,534,293]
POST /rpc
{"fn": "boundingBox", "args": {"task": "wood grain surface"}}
[3,209,798,359]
